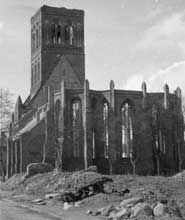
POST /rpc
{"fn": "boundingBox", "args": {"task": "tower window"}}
[57,24,61,44]
[65,23,74,45]
[77,24,82,47]
[121,102,133,158]
[103,102,109,158]
[51,23,56,44]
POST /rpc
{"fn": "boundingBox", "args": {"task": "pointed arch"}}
[57,24,61,44]
[54,99,61,137]
[72,98,82,157]
[51,23,56,44]
[121,100,133,158]
[103,100,109,158]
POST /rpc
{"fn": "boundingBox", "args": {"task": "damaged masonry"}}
[5,5,185,179]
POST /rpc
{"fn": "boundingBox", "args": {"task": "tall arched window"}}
[72,99,82,157]
[38,61,40,82]
[51,23,56,44]
[57,24,61,44]
[55,99,61,138]
[65,24,74,45]
[121,101,133,158]
[103,102,109,158]
[36,29,39,48]
[32,29,36,51]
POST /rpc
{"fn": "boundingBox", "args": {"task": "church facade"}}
[6,5,185,177]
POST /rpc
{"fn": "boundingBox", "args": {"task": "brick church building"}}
[6,5,185,177]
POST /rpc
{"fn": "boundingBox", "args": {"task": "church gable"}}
[46,55,83,90]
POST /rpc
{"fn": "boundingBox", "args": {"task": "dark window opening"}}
[72,99,82,158]
[51,24,56,44]
[121,102,133,158]
[103,102,109,158]
[57,25,61,44]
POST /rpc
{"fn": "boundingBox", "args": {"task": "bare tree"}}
[0,88,14,132]
[0,88,14,180]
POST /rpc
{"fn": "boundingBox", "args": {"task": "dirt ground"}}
[0,170,185,220]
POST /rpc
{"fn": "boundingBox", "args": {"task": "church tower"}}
[30,5,85,97]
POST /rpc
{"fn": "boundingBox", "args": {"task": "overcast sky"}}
[0,0,185,101]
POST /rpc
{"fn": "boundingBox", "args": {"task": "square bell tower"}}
[30,5,85,97]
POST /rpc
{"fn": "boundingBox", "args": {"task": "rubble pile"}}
[173,170,185,181]
[1,168,185,219]
[87,197,183,220]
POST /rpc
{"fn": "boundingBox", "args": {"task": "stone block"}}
[26,162,53,177]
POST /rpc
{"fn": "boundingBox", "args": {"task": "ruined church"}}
[6,5,185,177]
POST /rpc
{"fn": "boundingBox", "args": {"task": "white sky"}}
[0,0,185,101]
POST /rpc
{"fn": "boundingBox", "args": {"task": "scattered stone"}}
[98,204,116,216]
[63,202,72,210]
[160,199,168,204]
[153,202,168,217]
[45,193,60,199]
[115,208,130,219]
[26,163,53,178]
[37,201,46,205]
[120,197,144,208]
[108,211,117,219]
[86,210,93,215]
[60,175,112,202]
[118,188,130,196]
[32,198,44,203]
[132,202,153,217]
[85,166,98,173]
[74,201,83,207]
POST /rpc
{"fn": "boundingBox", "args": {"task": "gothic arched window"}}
[103,102,109,158]
[37,62,40,82]
[65,23,74,45]
[72,99,82,157]
[55,99,61,137]
[77,23,82,47]
[57,24,61,44]
[51,23,56,44]
[121,101,133,158]
[36,29,39,48]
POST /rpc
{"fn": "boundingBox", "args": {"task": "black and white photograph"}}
[0,0,185,219]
